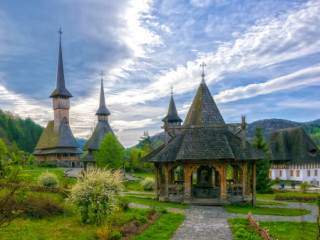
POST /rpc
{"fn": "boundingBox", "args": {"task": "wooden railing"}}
[227,184,243,196]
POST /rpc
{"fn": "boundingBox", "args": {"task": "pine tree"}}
[139,131,153,153]
[94,133,124,169]
[252,126,273,194]
[0,138,7,161]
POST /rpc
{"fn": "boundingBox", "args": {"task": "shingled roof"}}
[50,36,73,98]
[141,79,267,163]
[82,120,114,151]
[184,81,225,126]
[268,126,320,164]
[34,118,80,154]
[162,93,182,123]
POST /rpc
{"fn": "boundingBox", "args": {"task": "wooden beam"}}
[155,166,159,200]
[252,162,256,206]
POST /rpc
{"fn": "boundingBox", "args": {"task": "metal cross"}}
[58,27,63,38]
[171,85,173,95]
[200,62,206,77]
[99,70,105,79]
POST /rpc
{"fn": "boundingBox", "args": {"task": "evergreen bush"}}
[38,172,58,187]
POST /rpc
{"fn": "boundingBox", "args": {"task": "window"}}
[63,153,68,157]
[290,170,294,177]
[317,181,319,186]
[269,171,272,178]
[279,170,282,177]
[315,170,318,177]
[296,170,300,177]
[307,170,311,177]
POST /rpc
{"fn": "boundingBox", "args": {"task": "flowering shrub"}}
[141,177,155,191]
[38,172,59,187]
[300,181,311,192]
[69,169,123,224]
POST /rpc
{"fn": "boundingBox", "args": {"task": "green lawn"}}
[0,211,99,240]
[125,180,155,193]
[21,169,77,187]
[125,193,155,198]
[260,221,317,240]
[133,173,155,178]
[224,204,311,216]
[132,212,185,240]
[256,200,287,206]
[125,196,190,209]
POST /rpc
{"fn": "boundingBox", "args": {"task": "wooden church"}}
[33,30,81,167]
[142,65,267,205]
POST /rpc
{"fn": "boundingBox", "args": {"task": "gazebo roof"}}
[141,79,267,163]
[268,126,320,164]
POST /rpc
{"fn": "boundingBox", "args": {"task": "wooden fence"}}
[248,212,275,240]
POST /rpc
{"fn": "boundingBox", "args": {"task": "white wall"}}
[270,163,320,186]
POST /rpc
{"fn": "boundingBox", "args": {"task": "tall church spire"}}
[162,86,182,124]
[96,71,110,116]
[50,27,73,98]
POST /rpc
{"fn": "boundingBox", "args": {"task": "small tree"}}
[0,160,28,228]
[141,177,155,191]
[139,131,153,153]
[69,169,123,225]
[252,126,273,194]
[94,133,124,169]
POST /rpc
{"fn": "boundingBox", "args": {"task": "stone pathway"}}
[128,198,318,240]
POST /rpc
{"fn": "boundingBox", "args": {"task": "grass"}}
[228,218,262,240]
[125,193,155,198]
[124,181,155,193]
[260,221,318,240]
[0,213,99,240]
[21,169,77,187]
[131,212,185,240]
[256,200,288,206]
[125,196,190,209]
[132,173,155,179]
[224,204,311,216]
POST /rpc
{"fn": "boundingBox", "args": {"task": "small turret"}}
[162,86,182,143]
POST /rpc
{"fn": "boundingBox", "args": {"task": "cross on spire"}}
[171,85,173,95]
[99,70,105,80]
[200,62,206,83]
[58,27,62,40]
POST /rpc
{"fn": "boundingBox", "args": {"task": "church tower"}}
[81,72,117,170]
[33,29,80,167]
[162,86,182,144]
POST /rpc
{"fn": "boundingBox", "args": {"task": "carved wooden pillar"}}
[164,166,169,199]
[246,164,251,195]
[184,166,192,199]
[159,166,163,196]
[252,162,257,206]
[220,164,227,200]
[155,165,159,199]
[242,164,246,197]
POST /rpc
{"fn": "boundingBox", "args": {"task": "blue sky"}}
[0,0,320,147]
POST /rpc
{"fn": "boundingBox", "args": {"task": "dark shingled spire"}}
[50,29,73,98]
[162,87,182,123]
[96,77,110,116]
[184,77,225,126]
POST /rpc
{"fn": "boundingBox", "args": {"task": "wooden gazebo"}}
[141,71,267,205]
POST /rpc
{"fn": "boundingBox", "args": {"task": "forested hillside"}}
[0,110,43,153]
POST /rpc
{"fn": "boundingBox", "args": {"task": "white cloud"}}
[215,65,320,103]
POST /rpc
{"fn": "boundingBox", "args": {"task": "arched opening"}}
[71,162,75,168]
[191,165,220,199]
[227,164,244,201]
